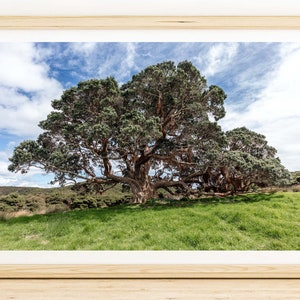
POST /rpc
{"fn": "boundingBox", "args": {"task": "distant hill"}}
[0,184,131,215]
[0,186,60,196]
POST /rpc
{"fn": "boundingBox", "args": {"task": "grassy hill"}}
[0,191,299,250]
[0,186,56,196]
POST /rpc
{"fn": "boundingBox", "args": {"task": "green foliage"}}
[0,184,133,215]
[290,171,300,185]
[225,127,277,158]
[119,111,161,147]
[200,127,291,193]
[0,192,44,213]
[0,193,25,212]
[7,140,43,174]
[71,196,101,210]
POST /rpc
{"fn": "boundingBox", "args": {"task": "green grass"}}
[0,192,299,250]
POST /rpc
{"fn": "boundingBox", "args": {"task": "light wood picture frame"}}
[0,16,300,30]
[0,13,299,299]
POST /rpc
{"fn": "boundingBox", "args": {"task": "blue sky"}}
[0,42,299,187]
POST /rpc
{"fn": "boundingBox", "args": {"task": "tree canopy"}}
[8,61,290,203]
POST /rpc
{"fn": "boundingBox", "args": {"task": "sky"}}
[0,42,299,187]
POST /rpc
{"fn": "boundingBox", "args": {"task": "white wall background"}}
[1,251,299,264]
[0,0,300,16]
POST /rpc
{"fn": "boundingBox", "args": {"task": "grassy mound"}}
[0,192,299,250]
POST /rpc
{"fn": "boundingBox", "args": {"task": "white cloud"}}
[221,43,300,171]
[0,43,51,92]
[0,43,63,187]
[124,43,136,69]
[0,87,28,107]
[70,42,97,56]
[66,42,98,75]
[97,42,138,82]
[195,43,238,77]
[116,43,138,80]
[0,43,63,138]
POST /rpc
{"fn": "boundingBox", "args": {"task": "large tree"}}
[8,61,289,203]
[8,61,227,203]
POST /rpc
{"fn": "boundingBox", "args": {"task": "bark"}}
[131,181,155,204]
[131,156,155,204]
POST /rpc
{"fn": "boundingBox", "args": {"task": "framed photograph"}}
[0,0,299,298]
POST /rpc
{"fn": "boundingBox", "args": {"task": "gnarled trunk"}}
[130,159,155,204]
[131,181,155,204]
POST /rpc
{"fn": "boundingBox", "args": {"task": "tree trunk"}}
[131,160,154,203]
[131,180,155,204]
[129,156,156,204]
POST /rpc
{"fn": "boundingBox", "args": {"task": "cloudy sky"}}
[0,42,299,187]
